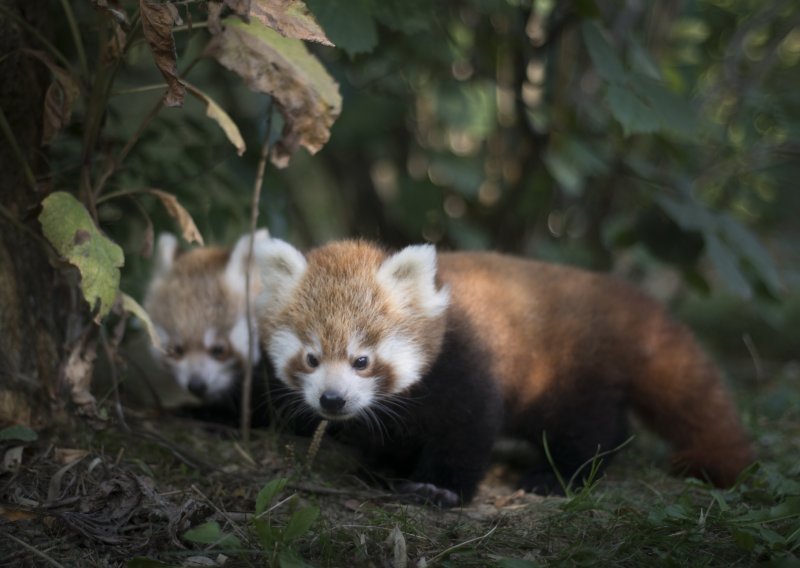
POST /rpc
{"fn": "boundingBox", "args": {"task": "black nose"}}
[188,376,207,397]
[319,390,346,413]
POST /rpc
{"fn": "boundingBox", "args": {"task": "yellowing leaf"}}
[39,192,124,321]
[249,0,333,46]
[140,0,184,107]
[121,292,162,351]
[147,189,204,245]
[205,18,341,167]
[185,83,246,156]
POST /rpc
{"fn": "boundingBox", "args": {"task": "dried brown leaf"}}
[205,19,341,167]
[147,189,204,245]
[91,0,131,30]
[140,0,185,107]
[22,49,80,145]
[54,448,91,465]
[63,336,98,415]
[185,83,246,156]
[250,0,333,45]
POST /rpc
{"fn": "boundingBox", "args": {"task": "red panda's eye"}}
[306,353,319,368]
[167,344,184,359]
[353,356,369,370]
[209,344,230,361]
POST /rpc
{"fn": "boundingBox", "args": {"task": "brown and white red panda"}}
[253,239,755,506]
[144,230,275,426]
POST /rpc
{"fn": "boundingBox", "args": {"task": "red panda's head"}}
[255,240,450,420]
[144,230,269,402]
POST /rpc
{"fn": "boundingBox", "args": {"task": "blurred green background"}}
[47,0,800,382]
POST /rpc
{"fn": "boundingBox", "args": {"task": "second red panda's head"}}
[254,240,449,420]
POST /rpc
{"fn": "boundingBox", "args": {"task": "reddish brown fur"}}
[145,246,241,356]
[268,241,447,390]
[438,251,754,486]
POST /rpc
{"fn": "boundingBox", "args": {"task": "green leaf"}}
[0,425,38,442]
[606,84,660,136]
[183,521,242,549]
[282,506,319,543]
[255,478,288,516]
[39,191,124,321]
[573,0,600,19]
[306,0,377,56]
[371,0,430,34]
[630,73,698,138]
[706,232,752,299]
[581,21,627,85]
[278,550,314,568]
[718,213,782,295]
[253,518,278,551]
[655,194,715,233]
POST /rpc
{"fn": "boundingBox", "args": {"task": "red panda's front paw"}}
[396,482,461,508]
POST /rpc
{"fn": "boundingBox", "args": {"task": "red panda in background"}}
[144,230,274,426]
[254,239,755,507]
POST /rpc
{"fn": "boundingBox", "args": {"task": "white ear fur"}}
[153,233,179,278]
[376,244,449,318]
[224,229,270,296]
[253,238,308,318]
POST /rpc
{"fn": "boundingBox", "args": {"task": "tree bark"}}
[0,0,65,427]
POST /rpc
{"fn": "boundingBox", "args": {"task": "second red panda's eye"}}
[306,353,319,368]
[167,344,184,359]
[353,356,369,370]
[209,344,230,361]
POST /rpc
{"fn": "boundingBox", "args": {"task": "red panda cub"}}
[254,239,755,506]
[144,230,273,426]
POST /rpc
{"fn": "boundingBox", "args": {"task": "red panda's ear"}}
[253,238,307,318]
[224,228,270,296]
[153,233,178,278]
[377,245,449,318]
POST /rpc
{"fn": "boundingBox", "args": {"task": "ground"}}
[1,336,799,567]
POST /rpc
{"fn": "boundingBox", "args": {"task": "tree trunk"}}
[0,0,66,427]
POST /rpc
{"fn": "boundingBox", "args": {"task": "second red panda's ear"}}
[376,244,450,319]
[153,233,178,279]
[253,238,308,320]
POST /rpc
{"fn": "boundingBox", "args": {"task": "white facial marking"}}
[376,245,450,318]
[203,328,218,350]
[171,353,236,399]
[268,328,304,384]
[376,334,425,392]
[302,362,376,419]
[229,315,261,364]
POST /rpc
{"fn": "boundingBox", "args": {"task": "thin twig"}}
[240,100,275,441]
[426,523,499,565]
[58,0,88,78]
[1,531,67,568]
[0,106,37,191]
[742,333,764,384]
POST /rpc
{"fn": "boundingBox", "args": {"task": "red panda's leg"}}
[516,383,630,495]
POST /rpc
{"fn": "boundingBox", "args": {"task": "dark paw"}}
[396,482,461,508]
